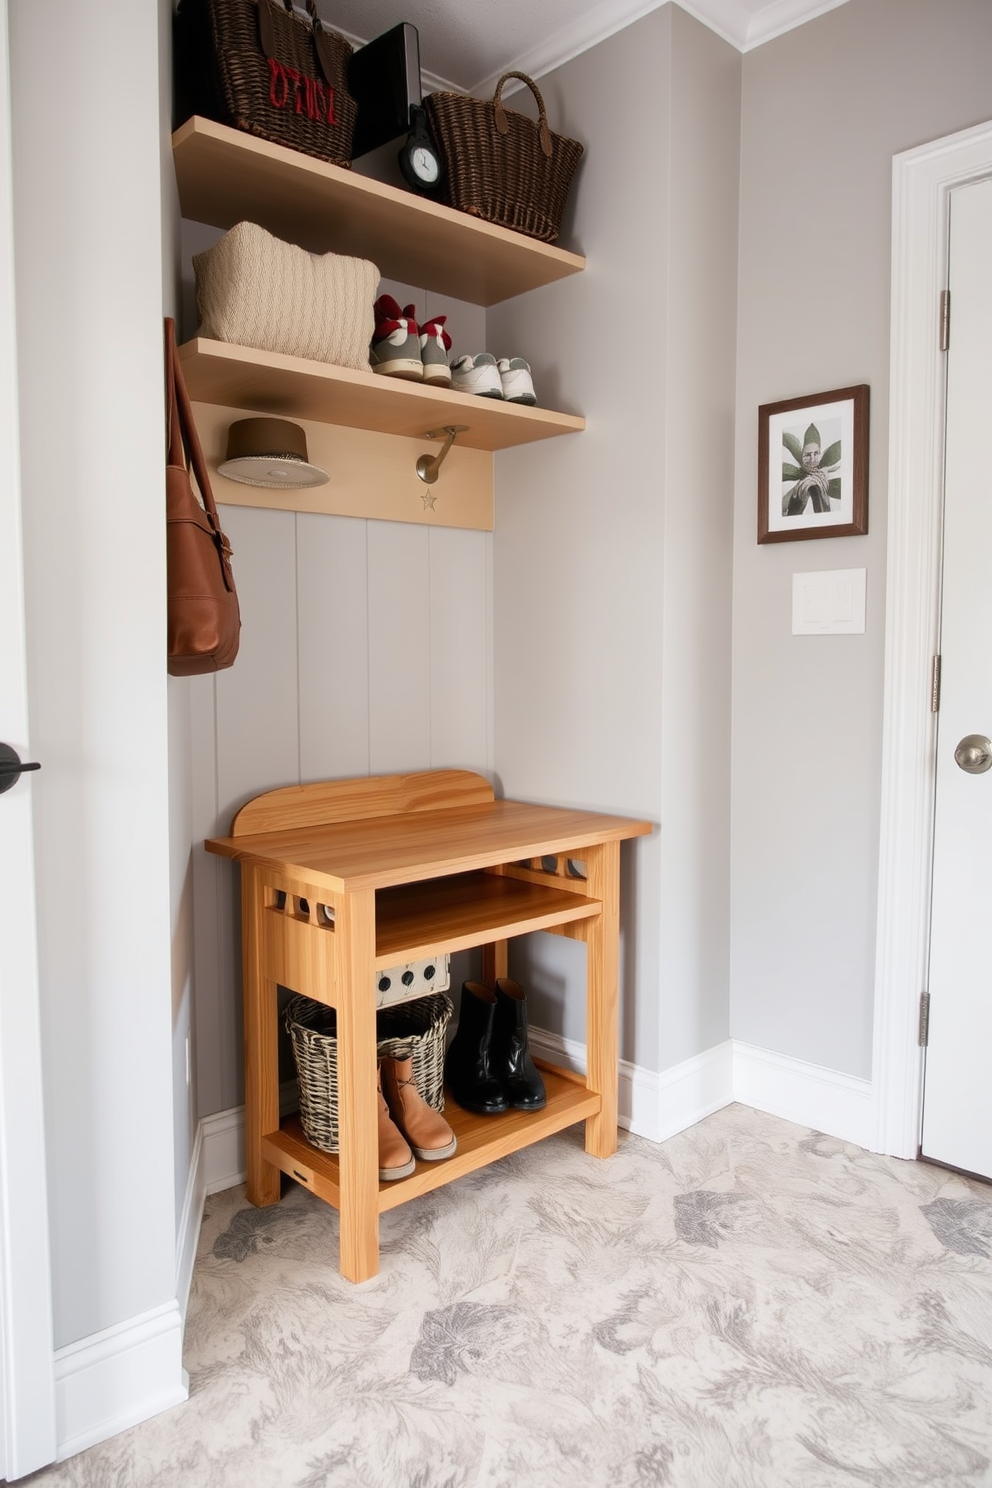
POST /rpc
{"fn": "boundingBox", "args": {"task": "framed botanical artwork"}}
[757,384,869,543]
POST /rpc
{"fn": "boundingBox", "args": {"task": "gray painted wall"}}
[730,0,992,1078]
[488,6,740,1072]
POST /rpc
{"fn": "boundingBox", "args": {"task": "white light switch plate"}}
[792,568,866,635]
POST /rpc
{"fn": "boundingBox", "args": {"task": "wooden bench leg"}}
[583,841,620,1159]
[243,865,281,1207]
[482,939,508,985]
[335,888,380,1282]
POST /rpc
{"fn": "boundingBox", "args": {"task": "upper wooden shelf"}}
[179,337,585,451]
[172,116,586,307]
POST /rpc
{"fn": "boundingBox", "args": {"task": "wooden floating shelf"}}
[262,1063,600,1214]
[173,116,585,307]
[179,338,585,451]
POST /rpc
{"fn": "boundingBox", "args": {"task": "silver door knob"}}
[954,734,992,773]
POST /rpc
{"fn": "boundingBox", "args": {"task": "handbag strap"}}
[164,318,230,551]
[165,316,186,472]
[258,0,341,89]
[492,72,553,158]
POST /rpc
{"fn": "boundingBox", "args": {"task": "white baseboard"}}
[201,1102,248,1196]
[175,1119,206,1322]
[172,1103,249,1343]
[530,1027,875,1150]
[49,1103,232,1460]
[528,1026,736,1143]
[732,1039,875,1149]
[54,1302,187,1462]
[650,1039,736,1142]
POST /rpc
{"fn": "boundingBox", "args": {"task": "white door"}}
[921,175,992,1181]
[0,0,57,1474]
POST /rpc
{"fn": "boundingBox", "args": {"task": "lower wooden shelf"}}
[179,338,585,451]
[262,1061,600,1216]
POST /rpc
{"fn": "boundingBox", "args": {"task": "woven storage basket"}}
[285,992,452,1155]
[175,0,357,168]
[424,72,583,244]
[193,221,378,370]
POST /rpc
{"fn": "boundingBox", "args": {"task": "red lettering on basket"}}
[267,57,289,109]
[267,58,337,125]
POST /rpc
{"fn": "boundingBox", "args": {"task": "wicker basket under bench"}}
[205,768,650,1282]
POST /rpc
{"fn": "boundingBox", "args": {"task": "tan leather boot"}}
[381,1054,457,1162]
[377,1069,415,1181]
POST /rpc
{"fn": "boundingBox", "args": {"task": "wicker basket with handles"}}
[285,992,452,1155]
[423,72,583,244]
[176,0,358,168]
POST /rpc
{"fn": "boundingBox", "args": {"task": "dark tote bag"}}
[165,319,241,676]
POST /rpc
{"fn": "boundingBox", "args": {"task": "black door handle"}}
[0,742,41,795]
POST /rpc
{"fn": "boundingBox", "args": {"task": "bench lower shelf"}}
[262,1061,600,1216]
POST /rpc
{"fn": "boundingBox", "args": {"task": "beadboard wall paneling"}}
[367,521,433,775]
[191,503,493,1118]
[297,514,371,780]
[428,525,492,770]
[215,506,302,811]
[197,503,301,1118]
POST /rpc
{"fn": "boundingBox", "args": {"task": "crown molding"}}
[469,0,852,95]
[335,0,853,105]
[739,0,852,50]
[470,0,670,96]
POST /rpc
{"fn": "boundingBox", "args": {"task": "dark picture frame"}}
[757,384,869,544]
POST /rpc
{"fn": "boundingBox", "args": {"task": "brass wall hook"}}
[416,425,468,485]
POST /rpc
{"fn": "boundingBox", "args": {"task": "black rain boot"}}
[444,981,508,1115]
[492,978,547,1111]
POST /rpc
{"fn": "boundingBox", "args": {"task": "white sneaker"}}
[497,357,537,405]
[450,352,503,398]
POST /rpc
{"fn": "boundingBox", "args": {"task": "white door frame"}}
[873,117,992,1160]
[0,0,56,1474]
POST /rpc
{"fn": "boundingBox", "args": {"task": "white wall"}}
[10,1,179,1351]
[488,6,740,1074]
[730,0,992,1080]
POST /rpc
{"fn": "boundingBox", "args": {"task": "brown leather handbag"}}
[165,318,241,675]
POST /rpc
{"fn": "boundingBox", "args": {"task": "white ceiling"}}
[323,0,852,95]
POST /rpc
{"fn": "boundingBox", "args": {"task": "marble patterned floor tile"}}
[24,1104,992,1488]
